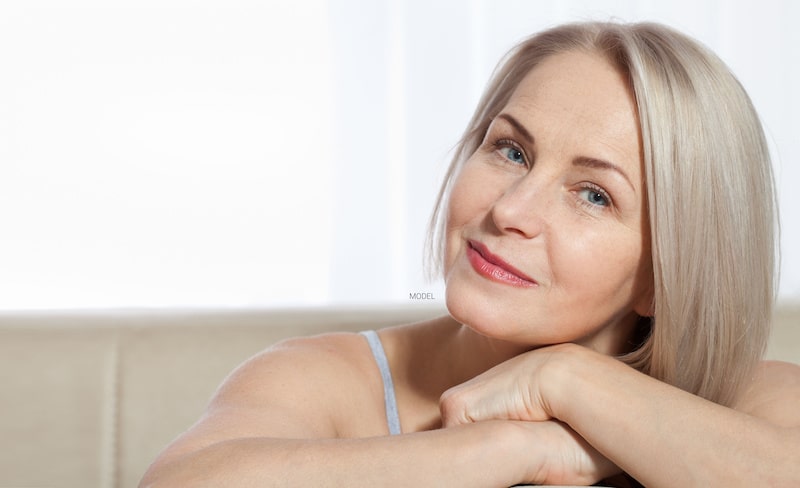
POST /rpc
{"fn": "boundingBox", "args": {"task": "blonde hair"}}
[426,21,777,406]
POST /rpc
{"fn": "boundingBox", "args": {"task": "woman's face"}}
[444,50,653,354]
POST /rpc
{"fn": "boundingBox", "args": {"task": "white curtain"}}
[0,0,797,309]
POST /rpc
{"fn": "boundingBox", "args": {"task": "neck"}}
[391,315,529,431]
[448,318,532,382]
[405,316,530,396]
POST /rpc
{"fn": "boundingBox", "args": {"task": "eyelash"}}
[491,138,528,167]
[576,182,614,211]
[489,137,614,211]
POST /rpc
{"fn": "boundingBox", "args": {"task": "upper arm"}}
[735,360,800,428]
[151,332,376,465]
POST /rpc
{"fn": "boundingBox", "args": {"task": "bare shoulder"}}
[735,360,800,428]
[209,331,382,434]
[152,330,383,464]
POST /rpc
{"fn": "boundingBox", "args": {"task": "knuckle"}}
[439,388,460,411]
[439,388,471,425]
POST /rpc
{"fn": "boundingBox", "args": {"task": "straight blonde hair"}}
[426,21,778,406]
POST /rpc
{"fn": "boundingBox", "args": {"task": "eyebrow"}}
[495,112,636,192]
[495,113,534,145]
[573,156,635,192]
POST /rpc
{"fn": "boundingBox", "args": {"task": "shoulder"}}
[145,330,386,467]
[207,330,384,436]
[735,360,800,428]
[234,331,371,386]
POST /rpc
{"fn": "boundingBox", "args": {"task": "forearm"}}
[551,346,800,486]
[141,421,527,488]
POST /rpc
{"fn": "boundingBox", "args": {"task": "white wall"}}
[0,0,797,309]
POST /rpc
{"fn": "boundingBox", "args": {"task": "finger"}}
[440,380,507,427]
[439,384,477,427]
[525,421,621,486]
[440,380,546,428]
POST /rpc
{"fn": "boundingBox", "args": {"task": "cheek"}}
[442,165,491,269]
[442,193,469,274]
[554,228,645,299]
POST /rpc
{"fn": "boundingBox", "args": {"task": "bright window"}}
[0,0,797,309]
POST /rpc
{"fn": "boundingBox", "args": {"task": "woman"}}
[141,21,800,487]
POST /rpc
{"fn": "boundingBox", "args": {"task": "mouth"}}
[466,240,538,288]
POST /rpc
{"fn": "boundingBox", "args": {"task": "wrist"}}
[492,420,549,484]
[454,420,542,485]
[540,343,599,423]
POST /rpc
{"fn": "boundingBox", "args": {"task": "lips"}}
[466,240,537,288]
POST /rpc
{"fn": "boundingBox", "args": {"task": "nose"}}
[490,171,549,239]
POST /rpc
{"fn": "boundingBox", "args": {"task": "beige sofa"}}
[1,304,798,488]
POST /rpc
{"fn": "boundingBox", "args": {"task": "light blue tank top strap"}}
[360,330,402,435]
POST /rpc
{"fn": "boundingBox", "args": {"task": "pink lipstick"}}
[466,240,537,288]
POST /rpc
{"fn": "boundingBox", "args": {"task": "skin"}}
[443,49,652,354]
[139,51,800,487]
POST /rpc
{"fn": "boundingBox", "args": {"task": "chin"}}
[445,286,542,345]
[446,285,496,333]
[445,284,624,350]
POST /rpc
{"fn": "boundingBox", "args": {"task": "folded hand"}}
[440,343,620,485]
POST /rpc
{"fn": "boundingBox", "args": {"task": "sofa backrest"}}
[0,304,797,488]
[0,306,443,488]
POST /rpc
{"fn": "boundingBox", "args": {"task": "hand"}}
[441,343,619,485]
[441,342,583,426]
[506,420,620,486]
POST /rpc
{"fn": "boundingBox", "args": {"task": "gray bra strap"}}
[360,330,401,435]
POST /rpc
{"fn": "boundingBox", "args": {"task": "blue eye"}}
[499,146,526,165]
[578,187,610,207]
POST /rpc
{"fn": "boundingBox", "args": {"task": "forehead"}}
[502,50,642,161]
